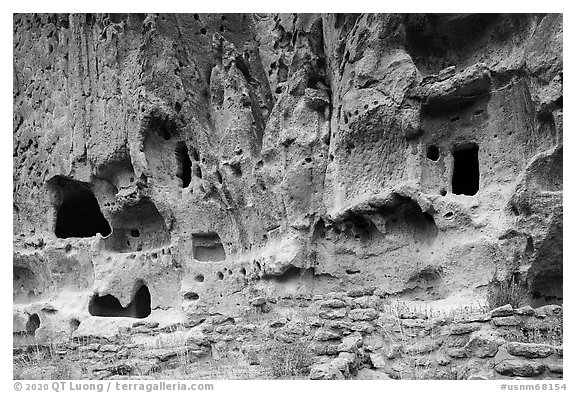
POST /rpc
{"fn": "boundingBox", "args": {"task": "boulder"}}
[495,359,546,377]
[505,342,555,358]
[309,363,344,380]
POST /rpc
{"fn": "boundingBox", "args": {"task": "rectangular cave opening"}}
[192,232,226,262]
[452,143,479,196]
[88,284,151,318]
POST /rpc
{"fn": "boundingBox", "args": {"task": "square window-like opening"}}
[452,144,479,196]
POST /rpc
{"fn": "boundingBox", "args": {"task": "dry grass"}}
[487,277,529,309]
[261,340,311,379]
[13,341,81,379]
[381,300,489,320]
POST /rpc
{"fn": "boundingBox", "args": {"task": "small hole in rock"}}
[130,229,140,237]
[426,145,440,161]
[230,163,242,177]
[184,292,199,301]
[217,272,224,280]
[70,319,80,333]
[195,274,205,283]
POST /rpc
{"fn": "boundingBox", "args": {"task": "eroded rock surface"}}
[13,13,562,379]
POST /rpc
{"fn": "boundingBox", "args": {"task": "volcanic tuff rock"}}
[14,14,562,346]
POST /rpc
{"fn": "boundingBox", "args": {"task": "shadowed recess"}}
[47,176,111,239]
[192,232,226,262]
[452,143,479,196]
[175,142,192,188]
[104,198,170,253]
[88,284,151,318]
[26,314,40,336]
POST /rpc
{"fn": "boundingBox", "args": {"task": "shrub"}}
[487,276,529,309]
[262,340,311,379]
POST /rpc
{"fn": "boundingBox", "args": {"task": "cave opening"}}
[192,232,226,262]
[175,142,192,188]
[48,176,111,239]
[88,284,151,318]
[103,198,170,253]
[452,144,479,196]
[375,195,438,244]
[149,115,176,141]
[531,272,563,307]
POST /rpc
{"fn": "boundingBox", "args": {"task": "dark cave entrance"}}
[175,142,192,188]
[452,144,479,196]
[88,284,151,318]
[48,176,111,238]
[531,272,563,307]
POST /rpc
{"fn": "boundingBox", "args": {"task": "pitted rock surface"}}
[13,13,562,380]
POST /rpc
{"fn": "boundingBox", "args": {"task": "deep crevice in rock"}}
[175,142,192,188]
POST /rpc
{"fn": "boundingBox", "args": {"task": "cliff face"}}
[13,14,562,342]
